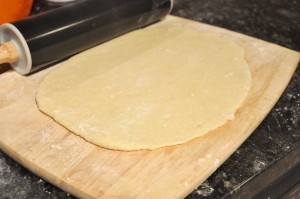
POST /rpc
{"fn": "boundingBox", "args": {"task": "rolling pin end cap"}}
[0,23,32,75]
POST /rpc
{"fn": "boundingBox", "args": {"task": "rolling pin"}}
[0,0,173,75]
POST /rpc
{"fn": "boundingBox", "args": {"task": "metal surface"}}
[5,0,173,74]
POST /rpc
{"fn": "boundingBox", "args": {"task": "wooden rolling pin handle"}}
[0,42,19,64]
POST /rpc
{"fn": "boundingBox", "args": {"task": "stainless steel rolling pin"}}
[0,0,173,75]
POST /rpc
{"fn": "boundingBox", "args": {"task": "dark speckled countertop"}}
[1,0,299,198]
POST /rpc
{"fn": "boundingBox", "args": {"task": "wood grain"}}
[0,16,299,199]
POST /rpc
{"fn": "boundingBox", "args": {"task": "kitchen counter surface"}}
[1,0,299,198]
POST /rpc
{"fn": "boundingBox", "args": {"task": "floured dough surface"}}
[36,25,251,151]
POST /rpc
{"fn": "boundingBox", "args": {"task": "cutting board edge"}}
[169,15,300,55]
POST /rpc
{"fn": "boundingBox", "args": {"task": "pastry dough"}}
[36,25,251,151]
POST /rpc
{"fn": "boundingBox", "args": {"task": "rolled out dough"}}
[36,25,251,151]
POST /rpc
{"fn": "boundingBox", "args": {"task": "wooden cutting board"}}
[0,16,299,199]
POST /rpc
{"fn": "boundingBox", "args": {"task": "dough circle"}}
[36,25,251,151]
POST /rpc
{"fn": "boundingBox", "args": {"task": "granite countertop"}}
[0,0,299,198]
